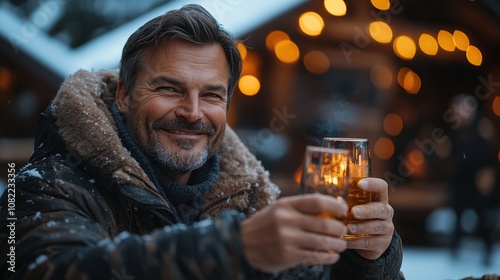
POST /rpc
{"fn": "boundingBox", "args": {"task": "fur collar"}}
[50,69,280,218]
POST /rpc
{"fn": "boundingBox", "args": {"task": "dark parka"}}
[0,70,404,279]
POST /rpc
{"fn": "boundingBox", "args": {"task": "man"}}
[0,4,403,279]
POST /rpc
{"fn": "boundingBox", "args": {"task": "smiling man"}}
[0,4,403,280]
[116,39,228,182]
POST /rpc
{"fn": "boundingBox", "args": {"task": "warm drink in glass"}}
[299,146,350,221]
[322,138,372,238]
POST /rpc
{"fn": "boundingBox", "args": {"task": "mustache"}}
[152,117,216,136]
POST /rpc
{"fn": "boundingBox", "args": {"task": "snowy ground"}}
[401,238,500,280]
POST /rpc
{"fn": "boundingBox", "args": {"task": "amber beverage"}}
[322,138,372,238]
[299,145,350,221]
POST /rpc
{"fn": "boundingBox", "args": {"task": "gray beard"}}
[149,137,209,174]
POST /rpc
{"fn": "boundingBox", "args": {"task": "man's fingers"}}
[347,219,394,236]
[296,231,348,253]
[352,202,394,220]
[299,215,347,236]
[358,178,388,202]
[285,193,349,216]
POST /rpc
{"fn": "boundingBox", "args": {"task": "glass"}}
[322,137,372,238]
[299,145,350,221]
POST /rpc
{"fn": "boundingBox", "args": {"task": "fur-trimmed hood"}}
[48,69,280,218]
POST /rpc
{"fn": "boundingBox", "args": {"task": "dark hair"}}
[119,4,242,106]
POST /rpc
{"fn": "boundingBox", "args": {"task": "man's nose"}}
[175,94,203,123]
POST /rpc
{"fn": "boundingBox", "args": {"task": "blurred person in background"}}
[446,93,499,267]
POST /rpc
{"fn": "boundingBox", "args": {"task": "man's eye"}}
[205,93,222,99]
[157,86,178,93]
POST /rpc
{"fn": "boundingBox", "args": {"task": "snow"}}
[25,169,43,179]
[46,221,57,227]
[27,254,48,270]
[33,211,41,220]
[113,231,131,244]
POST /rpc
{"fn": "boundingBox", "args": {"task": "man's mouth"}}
[166,129,203,135]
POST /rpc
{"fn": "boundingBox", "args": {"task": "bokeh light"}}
[371,0,390,10]
[453,30,470,51]
[238,75,260,96]
[369,21,393,44]
[303,50,330,74]
[374,137,395,160]
[370,64,393,89]
[383,113,404,136]
[393,35,416,60]
[237,42,247,60]
[493,96,500,117]
[437,30,456,52]
[275,40,300,63]
[466,45,482,66]
[0,66,13,92]
[265,30,290,51]
[241,51,261,76]
[299,11,324,36]
[398,67,421,94]
[324,0,347,16]
[418,33,438,56]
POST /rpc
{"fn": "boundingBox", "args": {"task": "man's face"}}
[116,39,229,175]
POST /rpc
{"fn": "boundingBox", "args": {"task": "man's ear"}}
[115,80,129,114]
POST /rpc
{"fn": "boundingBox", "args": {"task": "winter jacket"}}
[0,70,404,279]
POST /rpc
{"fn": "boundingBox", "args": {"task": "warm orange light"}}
[0,66,13,92]
[397,67,409,87]
[453,30,470,51]
[393,35,416,60]
[299,12,324,36]
[406,149,426,177]
[437,30,455,52]
[383,113,404,136]
[324,0,347,16]
[374,137,394,160]
[403,71,421,94]
[265,30,290,51]
[418,33,438,56]
[397,67,421,94]
[370,64,392,89]
[294,164,303,184]
[275,40,300,63]
[466,45,482,66]
[371,0,390,10]
[369,21,393,44]
[303,51,330,74]
[241,52,261,76]
[238,75,260,96]
[493,96,500,117]
[237,43,247,60]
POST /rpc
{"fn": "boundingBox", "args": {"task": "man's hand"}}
[345,178,394,260]
[241,194,349,272]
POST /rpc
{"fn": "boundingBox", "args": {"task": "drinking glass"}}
[322,138,372,238]
[299,145,350,221]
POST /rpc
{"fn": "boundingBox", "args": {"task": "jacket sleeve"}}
[0,167,260,280]
[331,231,405,280]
